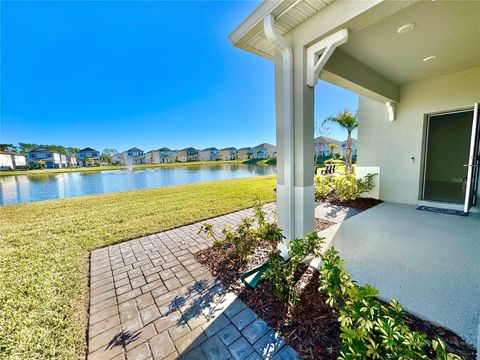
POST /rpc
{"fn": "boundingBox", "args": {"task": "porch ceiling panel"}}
[229,0,334,59]
[339,1,480,85]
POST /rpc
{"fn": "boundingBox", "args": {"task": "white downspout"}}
[264,15,295,258]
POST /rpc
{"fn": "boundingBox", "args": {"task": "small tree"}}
[328,143,339,157]
[37,160,46,169]
[323,110,358,174]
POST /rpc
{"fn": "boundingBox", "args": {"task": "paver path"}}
[87,204,300,360]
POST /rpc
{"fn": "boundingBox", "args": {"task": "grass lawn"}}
[0,176,276,359]
[0,159,275,177]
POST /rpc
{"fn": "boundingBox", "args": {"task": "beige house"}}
[252,143,277,159]
[0,151,26,170]
[119,148,145,166]
[231,0,480,351]
[145,148,176,164]
[176,147,199,163]
[237,147,253,160]
[219,147,238,160]
[198,147,219,161]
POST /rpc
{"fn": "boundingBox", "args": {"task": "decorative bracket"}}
[306,29,348,87]
[386,101,396,121]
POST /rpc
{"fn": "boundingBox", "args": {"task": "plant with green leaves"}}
[333,173,376,201]
[263,232,324,303]
[314,175,333,199]
[37,159,46,169]
[323,109,358,174]
[319,247,462,359]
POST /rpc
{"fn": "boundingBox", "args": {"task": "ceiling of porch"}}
[338,0,480,86]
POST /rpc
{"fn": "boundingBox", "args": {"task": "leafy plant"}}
[314,175,333,199]
[333,173,376,201]
[324,158,344,165]
[198,222,216,240]
[319,247,462,359]
[263,232,323,303]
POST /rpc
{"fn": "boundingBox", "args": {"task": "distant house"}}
[199,147,219,161]
[237,147,253,160]
[341,138,358,159]
[252,143,276,159]
[77,147,100,167]
[145,148,176,164]
[219,147,238,160]
[26,148,67,169]
[176,147,199,162]
[314,136,342,157]
[119,148,145,166]
[67,155,77,167]
[0,151,26,170]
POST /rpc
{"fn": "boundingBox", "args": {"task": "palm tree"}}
[37,160,46,169]
[323,109,358,173]
[327,143,339,157]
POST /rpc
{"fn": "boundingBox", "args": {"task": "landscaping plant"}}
[319,247,462,359]
[333,173,376,201]
[314,174,334,198]
[263,232,323,304]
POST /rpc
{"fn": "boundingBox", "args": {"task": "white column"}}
[293,44,315,238]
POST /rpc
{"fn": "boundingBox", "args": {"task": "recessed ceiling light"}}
[397,23,416,34]
[422,55,437,63]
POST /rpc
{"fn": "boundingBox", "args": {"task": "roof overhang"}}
[229,0,336,60]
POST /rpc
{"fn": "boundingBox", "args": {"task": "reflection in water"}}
[0,164,276,205]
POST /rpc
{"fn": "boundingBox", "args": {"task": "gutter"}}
[263,14,295,257]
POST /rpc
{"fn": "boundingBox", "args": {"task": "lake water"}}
[0,164,276,205]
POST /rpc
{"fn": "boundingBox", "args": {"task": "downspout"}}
[264,15,295,258]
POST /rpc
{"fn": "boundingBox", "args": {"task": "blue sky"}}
[1,1,357,152]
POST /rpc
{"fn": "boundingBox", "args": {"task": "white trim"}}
[386,101,396,122]
[306,29,348,87]
[264,15,295,256]
[464,103,479,213]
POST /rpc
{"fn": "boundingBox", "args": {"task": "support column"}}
[292,44,315,238]
[274,48,315,251]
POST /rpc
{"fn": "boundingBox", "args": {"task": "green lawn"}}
[0,176,277,359]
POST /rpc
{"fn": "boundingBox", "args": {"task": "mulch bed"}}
[317,196,383,211]
[196,198,476,359]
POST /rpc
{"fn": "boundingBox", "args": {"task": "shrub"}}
[324,158,344,165]
[333,173,376,201]
[319,247,462,359]
[314,175,333,198]
[263,232,323,303]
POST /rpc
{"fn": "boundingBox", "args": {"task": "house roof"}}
[127,147,143,152]
[220,147,237,151]
[253,143,276,149]
[229,0,335,60]
[314,136,341,144]
[158,147,172,152]
[201,147,218,151]
[29,148,52,153]
[178,147,197,152]
[78,147,97,152]
[238,147,252,151]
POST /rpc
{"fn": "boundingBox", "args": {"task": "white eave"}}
[228,0,336,60]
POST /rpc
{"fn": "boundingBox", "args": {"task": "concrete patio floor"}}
[87,204,299,360]
[316,202,480,350]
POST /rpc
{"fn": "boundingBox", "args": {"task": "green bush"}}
[324,158,344,165]
[319,248,462,359]
[333,173,376,201]
[263,233,323,303]
[314,175,333,198]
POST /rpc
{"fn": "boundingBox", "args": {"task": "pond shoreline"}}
[0,159,277,177]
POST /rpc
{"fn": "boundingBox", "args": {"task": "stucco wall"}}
[358,66,480,210]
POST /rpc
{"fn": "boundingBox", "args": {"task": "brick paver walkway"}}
[87,204,300,360]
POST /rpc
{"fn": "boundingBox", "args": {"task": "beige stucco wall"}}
[358,66,480,210]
